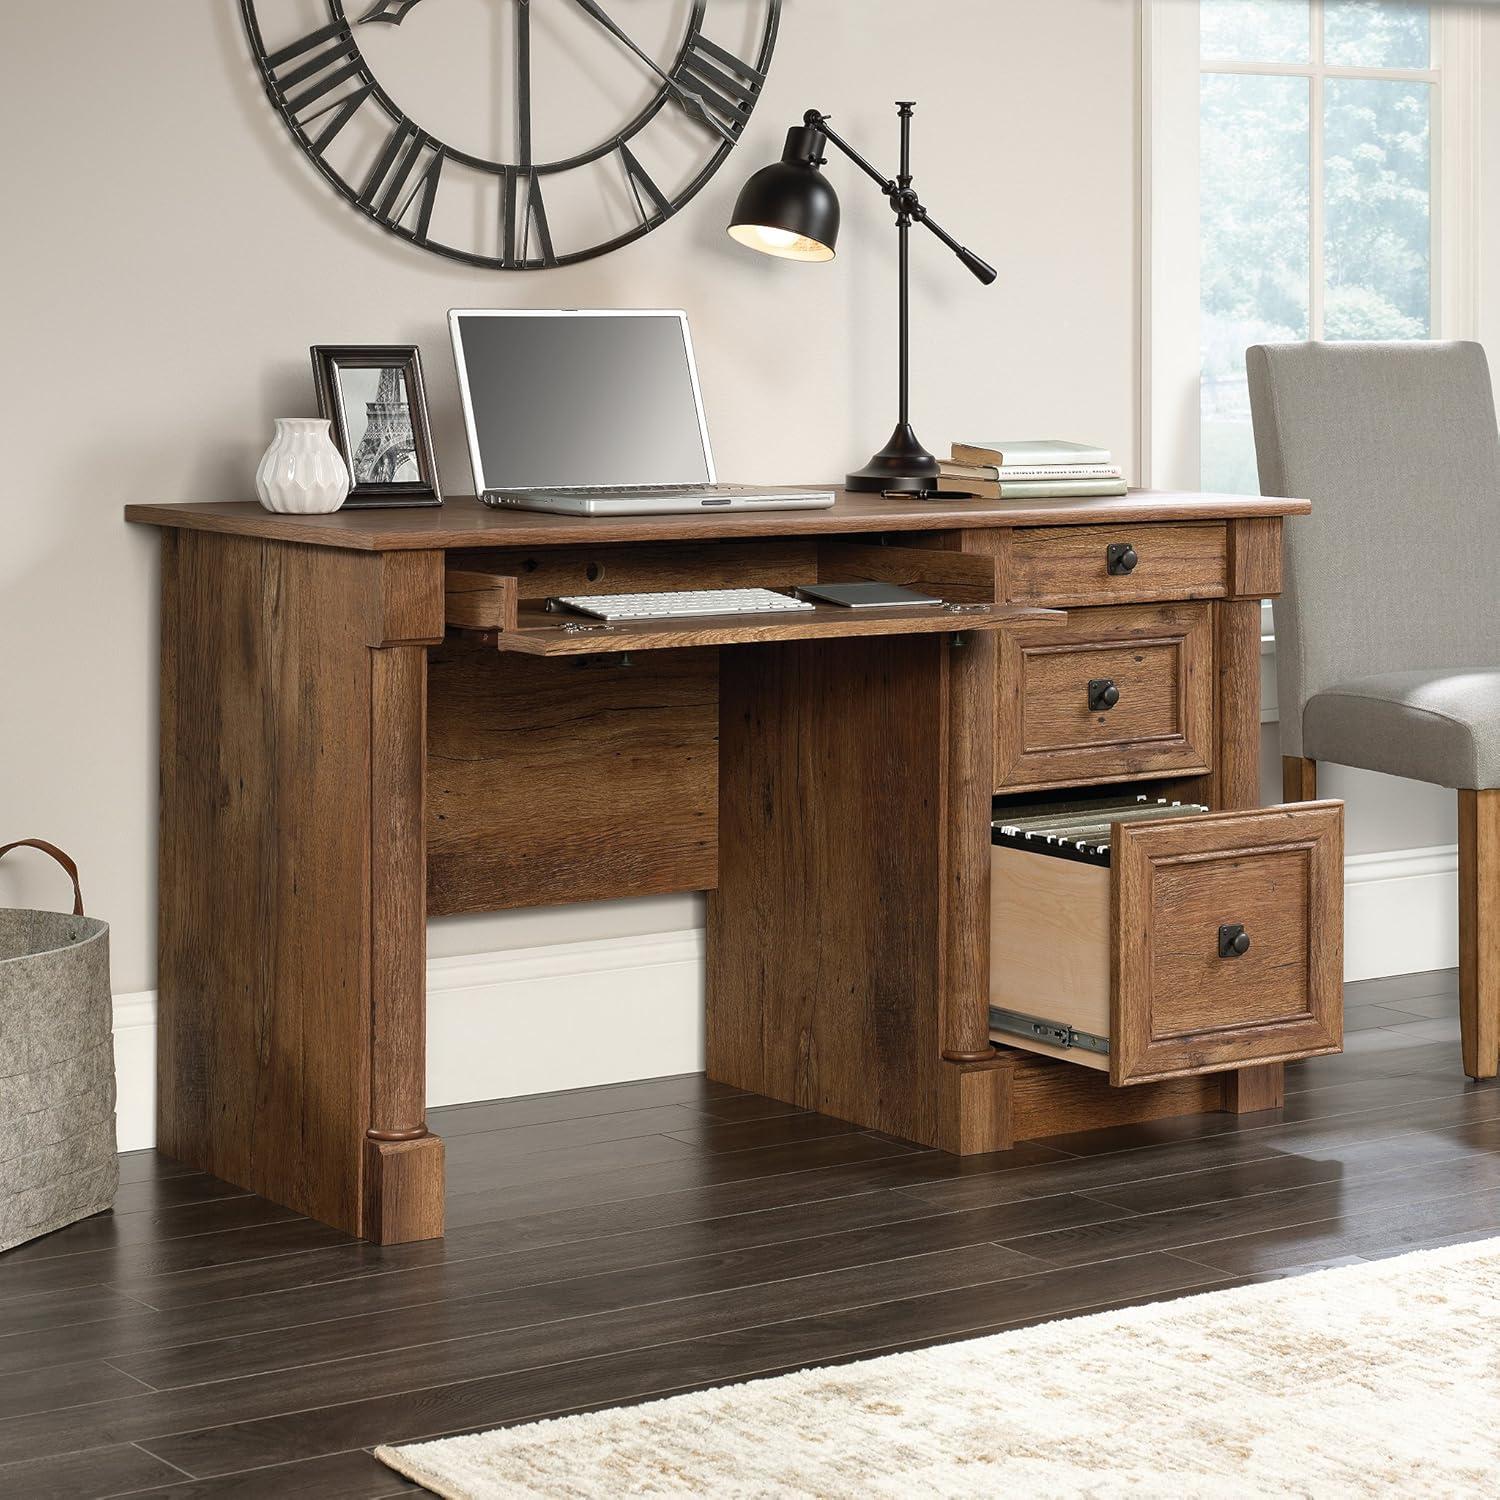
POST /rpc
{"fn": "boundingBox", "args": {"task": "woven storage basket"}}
[0,841,117,1253]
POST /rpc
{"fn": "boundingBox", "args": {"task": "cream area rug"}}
[376,1236,1500,1498]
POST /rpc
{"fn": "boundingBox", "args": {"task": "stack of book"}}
[940,440,1127,499]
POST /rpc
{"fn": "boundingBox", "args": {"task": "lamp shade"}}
[728,129,840,262]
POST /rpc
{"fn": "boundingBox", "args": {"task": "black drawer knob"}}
[1107,542,1139,575]
[1088,678,1121,712]
[1218,923,1251,958]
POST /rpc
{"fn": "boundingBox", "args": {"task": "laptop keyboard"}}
[550,588,816,622]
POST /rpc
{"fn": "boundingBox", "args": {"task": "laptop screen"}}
[451,311,715,491]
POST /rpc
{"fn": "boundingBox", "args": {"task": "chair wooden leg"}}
[1282,756,1317,802]
[1459,789,1499,1081]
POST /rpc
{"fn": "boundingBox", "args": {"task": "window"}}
[1200,1,1435,492]
[1139,0,1475,497]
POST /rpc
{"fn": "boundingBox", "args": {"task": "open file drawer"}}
[989,798,1344,1086]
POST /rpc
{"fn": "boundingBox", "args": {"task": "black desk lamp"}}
[729,103,996,493]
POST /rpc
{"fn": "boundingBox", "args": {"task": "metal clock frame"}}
[240,0,781,270]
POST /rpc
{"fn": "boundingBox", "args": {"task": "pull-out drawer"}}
[990,799,1344,1085]
[997,603,1212,791]
[991,522,1229,607]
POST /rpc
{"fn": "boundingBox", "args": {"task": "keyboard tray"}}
[468,601,1062,655]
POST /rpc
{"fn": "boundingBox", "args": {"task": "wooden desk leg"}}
[1459,789,1500,1081]
[943,630,998,1066]
[365,646,444,1243]
[937,629,1012,1155]
[157,533,444,1243]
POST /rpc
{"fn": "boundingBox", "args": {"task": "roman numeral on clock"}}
[502,169,556,267]
[360,118,444,241]
[671,32,765,139]
[262,19,372,151]
[619,142,670,225]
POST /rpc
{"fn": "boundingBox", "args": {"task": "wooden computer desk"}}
[125,489,1341,1244]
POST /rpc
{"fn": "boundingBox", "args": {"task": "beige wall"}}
[0,0,1139,994]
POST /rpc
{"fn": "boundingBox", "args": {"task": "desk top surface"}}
[125,488,1311,551]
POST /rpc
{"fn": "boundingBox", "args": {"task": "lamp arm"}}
[799,110,996,285]
[908,206,997,285]
[803,110,894,196]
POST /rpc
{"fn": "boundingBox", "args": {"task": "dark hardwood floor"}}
[3,968,1495,1499]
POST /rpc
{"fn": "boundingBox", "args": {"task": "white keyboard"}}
[550,587,816,622]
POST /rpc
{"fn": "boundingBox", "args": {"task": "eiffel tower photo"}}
[351,366,417,485]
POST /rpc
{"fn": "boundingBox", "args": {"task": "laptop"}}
[449,309,836,516]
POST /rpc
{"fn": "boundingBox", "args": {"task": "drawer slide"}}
[989,1006,1110,1057]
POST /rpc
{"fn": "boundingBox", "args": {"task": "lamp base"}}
[845,422,942,492]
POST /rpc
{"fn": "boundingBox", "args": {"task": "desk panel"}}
[711,635,939,1141]
[427,639,718,914]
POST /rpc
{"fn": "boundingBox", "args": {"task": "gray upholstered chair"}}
[1248,340,1499,1080]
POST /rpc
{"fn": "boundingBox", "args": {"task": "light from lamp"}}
[727,223,835,262]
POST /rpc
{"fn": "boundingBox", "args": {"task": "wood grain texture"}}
[984,522,1228,607]
[363,1136,445,1245]
[1212,599,1263,810]
[1220,1063,1286,1113]
[0,1445,189,1498]
[1282,756,1318,802]
[1111,803,1345,1085]
[370,550,446,645]
[453,539,818,602]
[427,638,718,915]
[124,490,1315,552]
[1225,517,1283,599]
[368,647,430,1148]
[708,636,951,1147]
[1459,789,1500,1079]
[943,630,1000,1062]
[486,602,1053,656]
[936,1055,1014,1154]
[445,568,519,632]
[817,541,997,603]
[156,531,443,1239]
[996,603,1213,791]
[1214,596,1285,1111]
[1005,1050,1222,1137]
[1151,850,1313,1032]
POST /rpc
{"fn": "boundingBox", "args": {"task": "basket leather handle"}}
[0,840,84,916]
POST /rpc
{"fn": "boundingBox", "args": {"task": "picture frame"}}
[310,344,442,508]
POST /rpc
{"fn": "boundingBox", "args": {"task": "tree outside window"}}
[1200,0,1433,493]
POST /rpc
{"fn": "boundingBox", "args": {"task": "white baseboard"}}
[110,848,1459,1152]
[1343,843,1458,982]
[111,990,159,1157]
[424,931,705,1110]
[110,930,706,1154]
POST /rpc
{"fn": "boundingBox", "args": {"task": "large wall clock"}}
[241,0,781,269]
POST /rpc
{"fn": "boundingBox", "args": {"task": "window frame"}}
[1137,0,1480,497]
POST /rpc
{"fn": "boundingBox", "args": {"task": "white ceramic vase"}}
[255,418,350,514]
